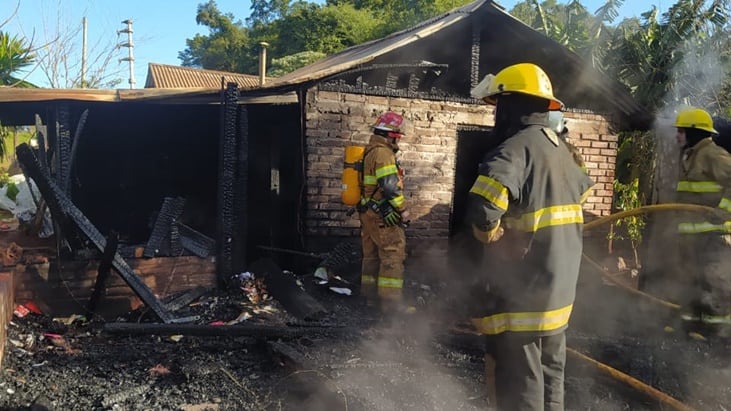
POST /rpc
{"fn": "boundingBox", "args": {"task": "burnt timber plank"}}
[103,322,352,338]
[249,258,328,321]
[16,143,174,323]
[86,231,118,316]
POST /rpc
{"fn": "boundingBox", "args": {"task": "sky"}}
[2,0,670,89]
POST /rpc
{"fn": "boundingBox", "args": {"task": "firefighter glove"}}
[381,203,402,226]
[472,221,504,244]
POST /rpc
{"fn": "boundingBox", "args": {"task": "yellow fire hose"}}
[567,203,728,410]
[567,348,696,411]
[583,203,721,231]
[581,203,728,311]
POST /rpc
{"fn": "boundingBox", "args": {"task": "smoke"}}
[633,28,731,410]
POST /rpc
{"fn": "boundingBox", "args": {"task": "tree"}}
[508,0,623,65]
[181,0,473,76]
[273,2,380,55]
[248,0,292,26]
[179,1,256,73]
[602,0,730,114]
[0,31,35,87]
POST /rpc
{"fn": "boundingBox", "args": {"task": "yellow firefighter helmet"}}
[674,107,718,134]
[473,63,563,111]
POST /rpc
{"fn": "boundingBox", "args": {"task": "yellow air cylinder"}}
[342,145,365,206]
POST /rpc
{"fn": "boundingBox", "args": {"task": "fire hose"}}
[564,203,727,410]
[581,203,728,311]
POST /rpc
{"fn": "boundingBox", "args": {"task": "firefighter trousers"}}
[359,209,406,305]
[678,234,731,316]
[486,332,566,411]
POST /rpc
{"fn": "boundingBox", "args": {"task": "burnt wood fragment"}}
[144,197,186,257]
[16,144,175,323]
[64,108,89,194]
[267,340,314,369]
[103,322,350,338]
[161,285,209,312]
[87,231,119,316]
[56,104,72,187]
[177,223,215,258]
[249,258,328,321]
[34,114,49,175]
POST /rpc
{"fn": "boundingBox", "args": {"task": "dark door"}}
[450,127,500,234]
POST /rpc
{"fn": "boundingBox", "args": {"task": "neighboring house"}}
[145,63,261,89]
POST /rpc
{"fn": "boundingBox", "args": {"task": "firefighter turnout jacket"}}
[467,113,594,337]
[361,135,405,212]
[677,137,731,233]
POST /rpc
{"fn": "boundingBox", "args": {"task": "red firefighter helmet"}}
[372,111,405,139]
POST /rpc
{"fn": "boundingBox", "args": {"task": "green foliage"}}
[179,1,256,73]
[508,0,623,65]
[602,0,731,114]
[273,2,379,55]
[181,0,472,76]
[609,178,646,262]
[268,51,326,77]
[0,31,36,87]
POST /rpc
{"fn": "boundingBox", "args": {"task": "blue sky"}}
[3,0,669,88]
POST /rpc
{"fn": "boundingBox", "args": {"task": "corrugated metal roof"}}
[145,63,261,89]
[268,0,485,87]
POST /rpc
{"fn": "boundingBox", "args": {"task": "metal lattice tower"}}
[118,19,135,89]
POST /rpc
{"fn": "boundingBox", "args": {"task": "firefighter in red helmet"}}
[358,111,410,314]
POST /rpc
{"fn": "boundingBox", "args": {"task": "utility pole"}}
[81,17,87,88]
[118,19,135,89]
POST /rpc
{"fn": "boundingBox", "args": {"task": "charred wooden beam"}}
[233,105,249,274]
[267,340,315,369]
[16,144,175,323]
[56,103,72,187]
[318,81,475,104]
[217,83,239,287]
[103,322,352,338]
[34,114,49,175]
[161,285,209,312]
[470,23,481,90]
[144,197,186,257]
[249,258,328,321]
[177,222,215,258]
[64,108,89,194]
[87,231,119,316]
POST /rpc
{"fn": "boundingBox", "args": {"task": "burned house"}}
[247,0,647,277]
[0,0,645,318]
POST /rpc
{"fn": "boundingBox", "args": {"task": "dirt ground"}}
[0,263,730,411]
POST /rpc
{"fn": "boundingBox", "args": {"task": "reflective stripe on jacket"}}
[677,138,731,234]
[362,135,405,211]
[467,113,595,336]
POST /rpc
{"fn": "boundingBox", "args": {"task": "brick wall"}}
[304,88,618,273]
[11,256,216,319]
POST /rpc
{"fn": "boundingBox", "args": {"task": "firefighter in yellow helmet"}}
[673,108,731,330]
[467,63,594,410]
[358,111,410,313]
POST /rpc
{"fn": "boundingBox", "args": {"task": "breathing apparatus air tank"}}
[342,145,365,206]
